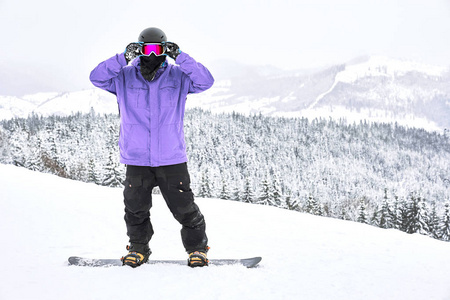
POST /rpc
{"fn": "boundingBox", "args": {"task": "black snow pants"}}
[123,163,208,253]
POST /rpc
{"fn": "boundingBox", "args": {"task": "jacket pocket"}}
[127,83,149,109]
[160,84,178,107]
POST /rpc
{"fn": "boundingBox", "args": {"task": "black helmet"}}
[138,27,167,43]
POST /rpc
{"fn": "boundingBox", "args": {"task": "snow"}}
[337,56,447,83]
[0,95,35,120]
[22,92,61,105]
[32,89,119,117]
[0,89,118,120]
[1,164,450,299]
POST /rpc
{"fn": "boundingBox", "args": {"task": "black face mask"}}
[140,53,166,81]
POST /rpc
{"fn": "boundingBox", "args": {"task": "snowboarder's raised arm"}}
[176,52,214,94]
[89,53,128,95]
[164,42,214,94]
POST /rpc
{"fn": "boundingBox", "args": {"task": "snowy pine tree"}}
[379,189,395,229]
[427,203,441,239]
[305,196,320,215]
[198,171,212,198]
[27,135,44,172]
[10,123,27,167]
[271,174,283,207]
[285,193,300,211]
[257,177,272,206]
[87,158,100,184]
[357,199,368,224]
[439,203,450,241]
[101,124,123,187]
[219,179,231,200]
[102,153,122,187]
[371,205,380,227]
[391,196,401,230]
[242,178,255,204]
[404,195,429,235]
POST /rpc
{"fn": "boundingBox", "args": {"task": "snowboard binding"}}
[187,250,209,267]
[121,245,151,268]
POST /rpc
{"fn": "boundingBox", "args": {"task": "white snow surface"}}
[1,164,450,300]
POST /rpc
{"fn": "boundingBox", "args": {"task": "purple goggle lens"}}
[141,43,165,56]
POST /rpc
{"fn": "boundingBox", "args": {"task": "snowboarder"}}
[89,27,214,267]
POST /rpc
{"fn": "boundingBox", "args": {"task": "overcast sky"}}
[1,0,449,96]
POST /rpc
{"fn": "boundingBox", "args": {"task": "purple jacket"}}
[89,52,214,167]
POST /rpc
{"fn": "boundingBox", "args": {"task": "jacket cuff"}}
[175,51,187,64]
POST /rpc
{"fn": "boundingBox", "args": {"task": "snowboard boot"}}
[121,244,151,268]
[187,247,210,267]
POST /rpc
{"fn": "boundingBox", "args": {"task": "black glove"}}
[124,42,142,64]
[163,42,181,60]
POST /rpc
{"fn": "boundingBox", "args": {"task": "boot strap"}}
[121,251,145,266]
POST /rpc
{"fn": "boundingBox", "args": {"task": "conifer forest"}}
[1,108,449,241]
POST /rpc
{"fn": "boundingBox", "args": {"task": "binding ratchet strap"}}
[188,251,209,267]
[121,252,145,267]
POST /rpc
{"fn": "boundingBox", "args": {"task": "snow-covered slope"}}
[302,56,449,131]
[0,95,36,120]
[1,164,450,300]
[0,89,117,119]
[31,89,118,116]
[333,55,446,83]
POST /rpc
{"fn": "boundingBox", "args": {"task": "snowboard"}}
[68,256,261,268]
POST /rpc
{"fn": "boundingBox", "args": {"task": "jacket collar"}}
[132,56,168,71]
[131,57,168,79]
[132,57,168,81]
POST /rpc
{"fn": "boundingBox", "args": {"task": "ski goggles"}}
[140,43,165,56]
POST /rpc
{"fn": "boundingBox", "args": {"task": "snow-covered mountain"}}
[196,56,450,131]
[1,56,449,131]
[0,89,118,120]
[1,164,450,300]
